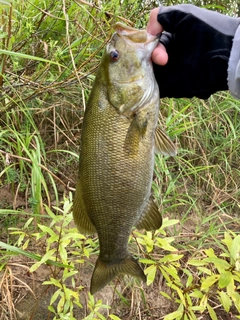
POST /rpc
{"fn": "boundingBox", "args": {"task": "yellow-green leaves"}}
[201,274,219,291]
[222,233,240,265]
[185,231,240,318]
[218,271,232,288]
[144,264,157,285]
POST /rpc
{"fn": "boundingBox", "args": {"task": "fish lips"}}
[113,22,159,52]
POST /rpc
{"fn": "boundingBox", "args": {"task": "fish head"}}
[101,23,159,115]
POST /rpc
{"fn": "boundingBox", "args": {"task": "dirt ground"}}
[1,255,177,320]
[3,256,239,320]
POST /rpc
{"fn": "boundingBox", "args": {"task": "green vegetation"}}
[0,0,239,319]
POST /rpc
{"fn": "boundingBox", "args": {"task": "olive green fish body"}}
[73,23,176,294]
[80,80,159,253]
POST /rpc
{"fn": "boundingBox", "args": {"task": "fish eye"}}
[110,50,119,61]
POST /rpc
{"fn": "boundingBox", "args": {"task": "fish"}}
[73,22,177,295]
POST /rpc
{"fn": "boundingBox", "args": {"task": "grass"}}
[0,0,240,319]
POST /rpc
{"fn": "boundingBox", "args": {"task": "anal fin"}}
[155,126,177,156]
[136,197,162,231]
[73,180,96,235]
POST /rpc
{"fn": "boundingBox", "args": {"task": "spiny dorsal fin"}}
[155,126,177,156]
[136,197,162,231]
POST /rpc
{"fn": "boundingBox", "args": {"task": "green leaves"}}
[164,310,183,320]
[0,241,70,269]
[218,271,232,288]
[0,49,66,67]
[201,275,219,290]
[0,0,12,5]
[147,230,240,320]
[144,264,157,285]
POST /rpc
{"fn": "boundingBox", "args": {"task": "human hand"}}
[147,5,240,99]
[147,8,168,66]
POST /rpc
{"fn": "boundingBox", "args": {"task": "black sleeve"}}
[153,5,240,99]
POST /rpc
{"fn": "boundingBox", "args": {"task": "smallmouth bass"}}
[73,23,177,295]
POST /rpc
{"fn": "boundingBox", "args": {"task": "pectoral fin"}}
[136,197,162,231]
[155,127,177,156]
[124,118,141,156]
[124,112,148,156]
[73,180,96,235]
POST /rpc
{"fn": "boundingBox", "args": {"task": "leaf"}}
[222,232,233,253]
[183,268,193,288]
[188,259,206,267]
[230,291,240,312]
[201,275,219,291]
[191,306,205,312]
[197,266,212,275]
[48,305,55,313]
[203,257,230,271]
[109,315,121,320]
[207,303,218,320]
[0,0,12,4]
[96,312,107,320]
[190,291,203,299]
[160,291,172,300]
[0,241,71,269]
[168,284,186,307]
[139,258,156,264]
[233,270,240,281]
[38,225,56,237]
[156,238,176,251]
[164,310,183,320]
[200,294,208,308]
[0,49,65,67]
[161,265,181,282]
[50,289,61,305]
[218,291,232,312]
[205,248,216,258]
[40,248,57,263]
[230,235,240,261]
[161,218,179,229]
[145,265,157,286]
[44,278,62,288]
[160,254,183,263]
[226,278,236,297]
[218,271,232,288]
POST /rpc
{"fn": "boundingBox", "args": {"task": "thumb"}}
[147,8,163,35]
[147,8,168,65]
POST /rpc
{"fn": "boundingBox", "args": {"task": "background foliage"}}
[0,0,239,319]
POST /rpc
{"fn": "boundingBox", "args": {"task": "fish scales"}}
[73,23,177,295]
[80,98,156,255]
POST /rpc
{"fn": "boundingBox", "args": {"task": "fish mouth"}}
[114,22,158,45]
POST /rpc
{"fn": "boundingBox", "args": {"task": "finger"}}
[152,43,168,65]
[147,8,163,35]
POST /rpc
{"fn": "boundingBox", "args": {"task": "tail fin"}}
[90,255,146,295]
